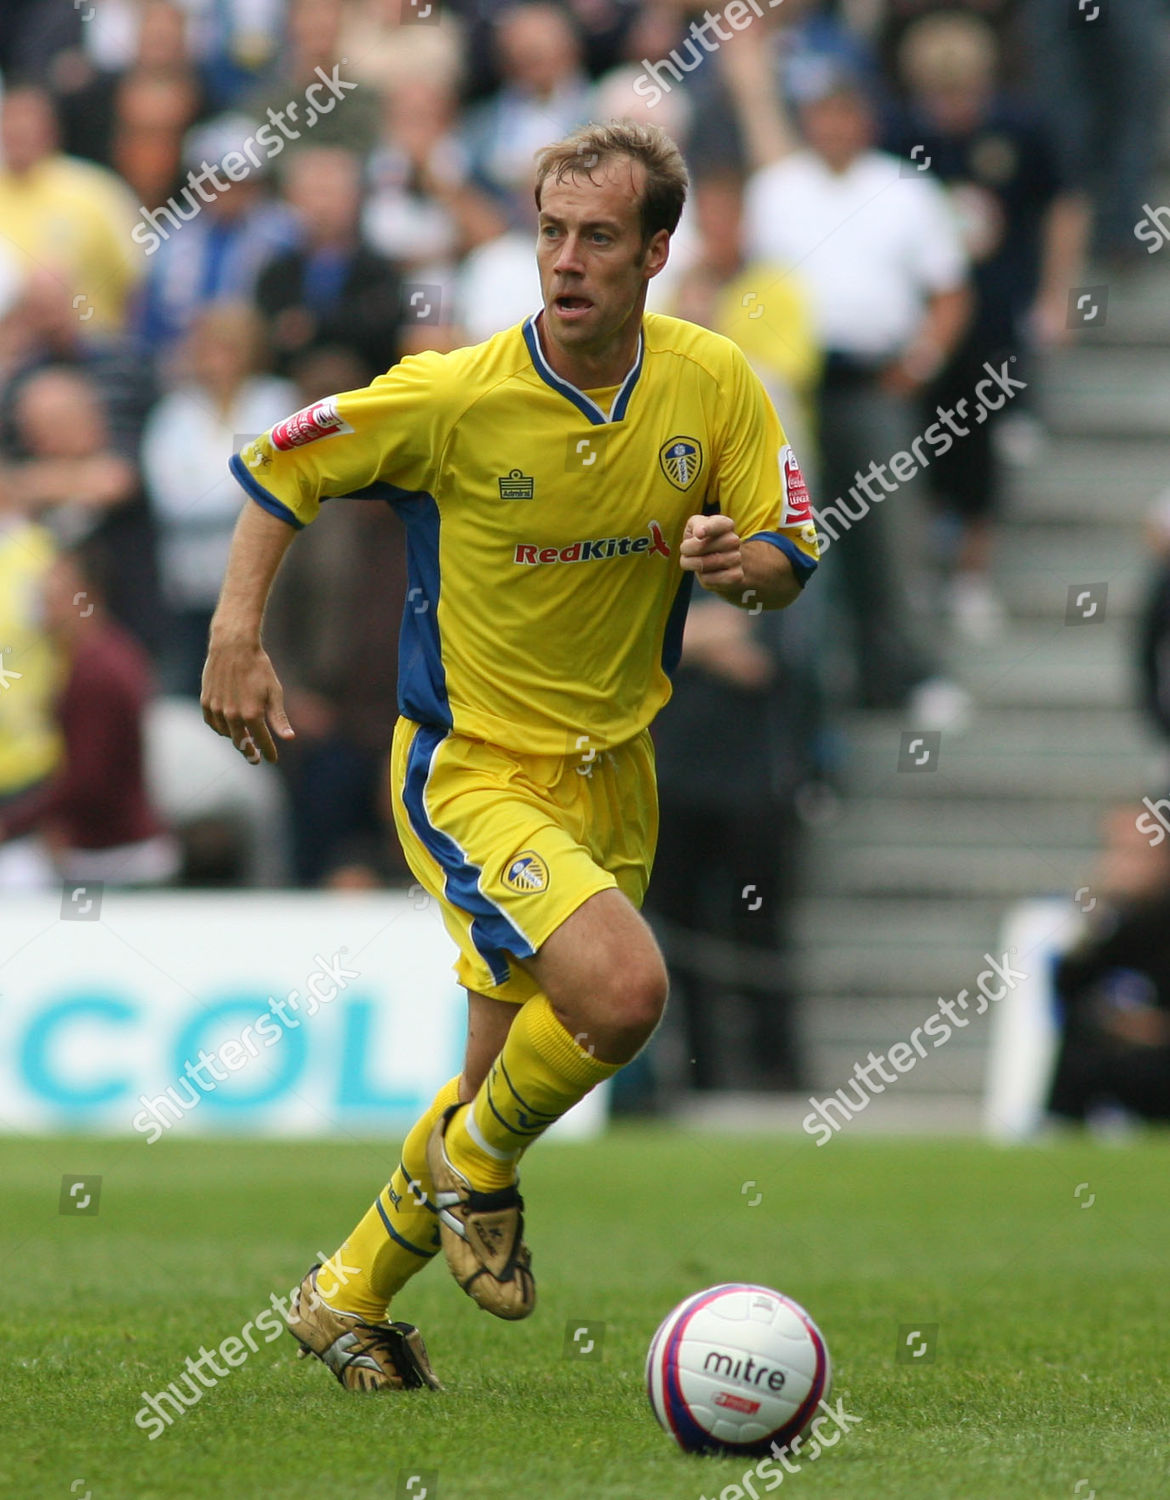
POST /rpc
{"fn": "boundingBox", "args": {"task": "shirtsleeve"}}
[709,344,820,587]
[228,349,449,528]
[906,173,968,295]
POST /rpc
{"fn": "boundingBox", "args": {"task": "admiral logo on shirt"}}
[269,397,353,451]
[498,468,536,500]
[514,520,672,567]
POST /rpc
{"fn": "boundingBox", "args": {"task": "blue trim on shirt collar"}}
[522,312,643,425]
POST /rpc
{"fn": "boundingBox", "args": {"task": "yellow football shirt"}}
[0,157,142,331]
[231,311,818,755]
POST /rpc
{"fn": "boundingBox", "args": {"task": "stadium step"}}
[1074,252,1170,347]
[791,897,1008,1001]
[988,523,1144,612]
[808,841,1098,900]
[838,710,1153,799]
[792,239,1170,1100]
[1003,436,1170,524]
[1043,347,1170,438]
[956,622,1135,708]
[810,799,1103,851]
[798,998,990,1095]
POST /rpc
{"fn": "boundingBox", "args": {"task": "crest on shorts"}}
[659,436,703,491]
[502,850,549,894]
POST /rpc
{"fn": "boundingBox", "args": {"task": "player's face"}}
[536,157,669,362]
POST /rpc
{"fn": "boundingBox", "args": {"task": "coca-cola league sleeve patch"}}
[780,444,812,526]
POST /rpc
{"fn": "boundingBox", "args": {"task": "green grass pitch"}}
[4,1127,1168,1499]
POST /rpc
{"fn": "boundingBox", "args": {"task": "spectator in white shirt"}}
[727,37,971,722]
[141,300,296,695]
[463,4,593,224]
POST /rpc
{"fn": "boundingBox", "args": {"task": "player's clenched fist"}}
[679,513,744,594]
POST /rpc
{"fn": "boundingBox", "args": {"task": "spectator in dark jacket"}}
[646,595,825,1093]
[1137,493,1170,744]
[1048,805,1170,1125]
[0,269,158,461]
[256,146,402,381]
[7,366,163,657]
[886,12,1088,642]
[261,349,410,887]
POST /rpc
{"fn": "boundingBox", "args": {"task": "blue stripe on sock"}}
[498,1056,559,1120]
[484,1084,549,1140]
[375,1196,437,1259]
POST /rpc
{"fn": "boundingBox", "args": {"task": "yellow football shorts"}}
[390,717,659,1003]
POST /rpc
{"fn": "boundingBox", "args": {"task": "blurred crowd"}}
[0,0,1165,1090]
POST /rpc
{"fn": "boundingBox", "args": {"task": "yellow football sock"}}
[317,1076,461,1321]
[445,993,620,1191]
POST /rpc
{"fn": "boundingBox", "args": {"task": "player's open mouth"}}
[553,295,593,319]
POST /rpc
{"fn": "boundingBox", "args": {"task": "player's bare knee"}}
[595,952,668,1042]
[627,956,669,1034]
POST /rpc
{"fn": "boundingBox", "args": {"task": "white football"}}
[646,1283,831,1455]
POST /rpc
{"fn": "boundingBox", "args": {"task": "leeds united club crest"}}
[659,437,703,492]
[503,851,549,894]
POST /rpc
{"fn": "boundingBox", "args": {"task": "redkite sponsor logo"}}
[269,398,352,451]
[514,519,672,566]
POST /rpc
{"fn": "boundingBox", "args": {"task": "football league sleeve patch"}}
[229,351,449,528]
[709,346,819,585]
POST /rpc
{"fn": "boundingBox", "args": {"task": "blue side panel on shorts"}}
[402,724,537,986]
[389,490,451,728]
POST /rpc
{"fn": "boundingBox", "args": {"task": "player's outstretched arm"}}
[201,502,298,765]
[679,515,802,611]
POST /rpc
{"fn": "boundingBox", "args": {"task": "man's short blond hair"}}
[534,120,689,246]
[899,13,998,95]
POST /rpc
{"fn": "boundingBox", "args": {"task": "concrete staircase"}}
[793,246,1170,1102]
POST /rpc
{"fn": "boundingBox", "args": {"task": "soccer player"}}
[201,121,818,1393]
